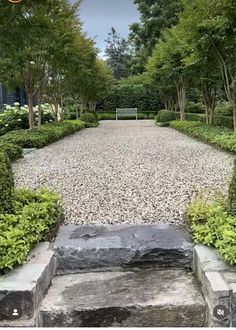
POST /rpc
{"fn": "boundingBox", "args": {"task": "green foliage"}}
[186,102,205,114]
[186,195,236,265]
[170,120,236,153]
[0,108,29,135]
[0,143,23,162]
[1,121,87,148]
[129,0,183,74]
[0,188,62,271]
[0,151,14,214]
[99,84,162,112]
[228,158,236,216]
[156,110,175,124]
[80,112,98,124]
[105,27,132,79]
[215,102,233,117]
[98,112,157,120]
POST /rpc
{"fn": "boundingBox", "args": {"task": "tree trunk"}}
[38,95,42,129]
[60,97,64,122]
[233,104,236,132]
[202,86,216,126]
[27,91,34,129]
[176,79,186,121]
[54,103,59,123]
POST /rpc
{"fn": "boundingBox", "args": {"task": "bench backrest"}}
[116,108,138,119]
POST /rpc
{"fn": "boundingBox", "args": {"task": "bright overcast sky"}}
[79,0,140,57]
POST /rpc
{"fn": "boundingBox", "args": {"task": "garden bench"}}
[116,108,138,120]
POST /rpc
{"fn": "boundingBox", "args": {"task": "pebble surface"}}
[13,120,234,225]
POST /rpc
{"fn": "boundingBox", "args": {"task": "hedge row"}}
[0,188,62,271]
[97,85,163,112]
[170,120,236,153]
[97,112,158,120]
[0,120,90,148]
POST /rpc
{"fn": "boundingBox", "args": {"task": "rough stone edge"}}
[193,244,236,327]
[0,242,57,326]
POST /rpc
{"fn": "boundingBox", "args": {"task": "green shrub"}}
[156,110,176,124]
[215,101,233,117]
[0,143,23,161]
[0,188,62,271]
[229,158,236,216]
[88,111,99,122]
[1,120,87,148]
[0,108,29,135]
[186,101,205,114]
[80,112,97,123]
[186,195,236,265]
[170,120,236,153]
[0,151,15,214]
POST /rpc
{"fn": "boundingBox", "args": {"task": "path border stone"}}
[0,242,56,327]
[193,244,236,327]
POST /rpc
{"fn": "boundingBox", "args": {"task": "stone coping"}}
[193,244,236,327]
[0,242,56,327]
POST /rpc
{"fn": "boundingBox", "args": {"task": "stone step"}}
[54,224,193,274]
[39,267,206,327]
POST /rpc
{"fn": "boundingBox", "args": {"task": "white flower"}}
[5,124,9,127]
[17,119,22,122]
[6,105,11,110]
[30,61,35,65]
[14,102,20,106]
[20,106,25,111]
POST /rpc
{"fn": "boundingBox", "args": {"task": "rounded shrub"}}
[156,110,176,123]
[0,150,15,214]
[80,112,97,123]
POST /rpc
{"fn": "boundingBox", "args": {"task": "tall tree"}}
[129,0,183,74]
[105,27,132,80]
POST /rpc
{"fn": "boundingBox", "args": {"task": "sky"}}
[79,0,140,57]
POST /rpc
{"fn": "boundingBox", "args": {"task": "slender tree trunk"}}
[202,86,217,126]
[38,92,42,129]
[60,97,64,122]
[176,78,186,121]
[54,103,59,123]
[27,90,34,129]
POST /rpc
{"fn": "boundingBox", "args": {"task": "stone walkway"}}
[13,120,234,225]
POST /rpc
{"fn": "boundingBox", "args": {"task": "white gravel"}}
[13,120,234,226]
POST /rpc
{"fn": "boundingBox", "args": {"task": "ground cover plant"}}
[186,160,236,265]
[0,147,62,272]
[170,121,236,154]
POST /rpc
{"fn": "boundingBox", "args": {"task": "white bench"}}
[116,108,138,120]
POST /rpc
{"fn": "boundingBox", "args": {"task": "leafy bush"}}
[215,101,233,117]
[170,120,236,153]
[229,158,236,216]
[0,143,23,161]
[98,112,158,120]
[0,104,55,136]
[186,195,236,265]
[0,150,15,214]
[0,188,62,271]
[80,112,97,123]
[1,120,87,148]
[186,101,205,114]
[156,110,176,124]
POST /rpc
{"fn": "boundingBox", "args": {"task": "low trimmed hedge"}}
[0,188,62,271]
[0,143,23,161]
[156,110,175,126]
[98,112,158,120]
[0,120,87,149]
[80,112,98,123]
[0,150,15,214]
[170,120,236,153]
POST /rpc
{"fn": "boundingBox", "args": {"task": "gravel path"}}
[13,120,234,226]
